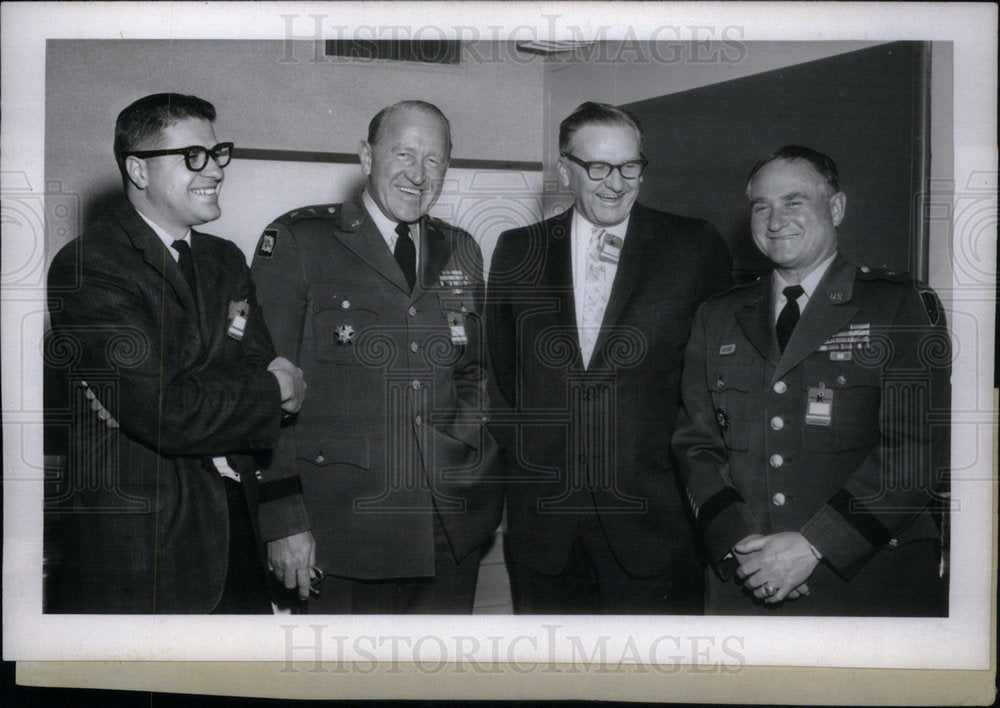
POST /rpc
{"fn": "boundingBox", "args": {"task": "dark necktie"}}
[394,222,416,292]
[775,284,804,353]
[170,239,197,297]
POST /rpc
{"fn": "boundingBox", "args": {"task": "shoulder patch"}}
[920,288,943,326]
[275,203,341,224]
[256,228,278,258]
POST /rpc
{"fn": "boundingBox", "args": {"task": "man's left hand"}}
[734,532,820,603]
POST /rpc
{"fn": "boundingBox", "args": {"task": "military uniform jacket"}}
[46,202,284,613]
[673,255,950,615]
[251,197,503,580]
[486,203,733,587]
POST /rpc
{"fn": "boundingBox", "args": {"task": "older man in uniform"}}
[250,100,502,613]
[673,145,950,615]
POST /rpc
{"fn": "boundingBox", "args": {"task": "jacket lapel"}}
[590,204,656,366]
[773,255,859,381]
[543,209,580,364]
[332,197,411,294]
[419,216,451,296]
[735,277,778,365]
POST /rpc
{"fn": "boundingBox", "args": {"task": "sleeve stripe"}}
[259,475,303,503]
[696,487,744,536]
[827,489,893,549]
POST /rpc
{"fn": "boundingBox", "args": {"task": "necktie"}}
[171,239,197,297]
[580,226,609,367]
[394,222,416,292]
[775,284,804,353]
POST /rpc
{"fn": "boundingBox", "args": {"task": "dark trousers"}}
[506,510,703,615]
[305,512,485,614]
[212,477,273,614]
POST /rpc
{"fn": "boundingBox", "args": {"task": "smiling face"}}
[359,106,450,224]
[125,117,224,238]
[558,123,642,228]
[748,158,846,283]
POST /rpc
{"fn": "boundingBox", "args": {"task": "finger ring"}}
[763,583,777,596]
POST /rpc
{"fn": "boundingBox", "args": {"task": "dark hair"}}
[114,93,216,183]
[558,101,644,154]
[746,145,840,193]
[366,100,452,155]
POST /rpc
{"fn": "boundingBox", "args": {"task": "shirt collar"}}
[362,189,417,244]
[572,208,630,241]
[773,251,837,301]
[136,209,191,261]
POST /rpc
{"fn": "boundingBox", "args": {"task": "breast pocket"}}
[801,358,881,452]
[705,354,754,450]
[311,283,382,365]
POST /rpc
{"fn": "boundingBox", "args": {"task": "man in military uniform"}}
[250,100,503,613]
[673,145,950,615]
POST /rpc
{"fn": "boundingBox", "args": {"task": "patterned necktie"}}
[580,226,609,367]
[170,239,197,297]
[394,222,416,292]
[776,284,805,353]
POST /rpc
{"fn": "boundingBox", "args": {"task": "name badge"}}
[447,312,468,345]
[227,300,249,340]
[598,232,624,264]
[805,384,833,427]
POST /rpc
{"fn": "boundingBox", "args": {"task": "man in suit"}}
[46,93,306,613]
[250,100,503,613]
[673,145,950,615]
[485,102,733,613]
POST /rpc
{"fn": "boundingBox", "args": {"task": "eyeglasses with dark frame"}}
[126,142,234,172]
[561,152,648,180]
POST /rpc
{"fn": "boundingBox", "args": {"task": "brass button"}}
[460,305,468,313]
[315,455,325,464]
[341,300,350,309]
[409,342,418,353]
[771,492,786,506]
[770,416,784,431]
[408,306,417,317]
[716,379,725,390]
[411,380,421,390]
[414,415,422,426]
[887,538,899,548]
[773,381,787,394]
[769,454,784,468]
[837,375,847,386]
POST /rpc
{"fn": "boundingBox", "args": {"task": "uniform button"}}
[411,380,421,390]
[315,455,325,464]
[837,375,847,386]
[771,492,786,506]
[414,415,422,426]
[409,342,418,352]
[460,305,468,313]
[887,538,899,548]
[716,379,725,390]
[408,306,417,317]
[770,416,784,431]
[341,300,350,309]
[773,381,787,394]
[769,454,784,468]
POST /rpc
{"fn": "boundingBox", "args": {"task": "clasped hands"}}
[733,532,820,604]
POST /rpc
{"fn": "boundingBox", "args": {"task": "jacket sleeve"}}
[249,221,311,542]
[672,301,762,579]
[47,243,283,457]
[799,283,951,578]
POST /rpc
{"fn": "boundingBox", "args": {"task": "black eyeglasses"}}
[126,142,234,172]
[561,152,648,180]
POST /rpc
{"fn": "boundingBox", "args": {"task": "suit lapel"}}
[332,197,411,294]
[116,203,201,317]
[735,277,778,365]
[543,209,580,363]
[773,255,859,381]
[590,205,656,365]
